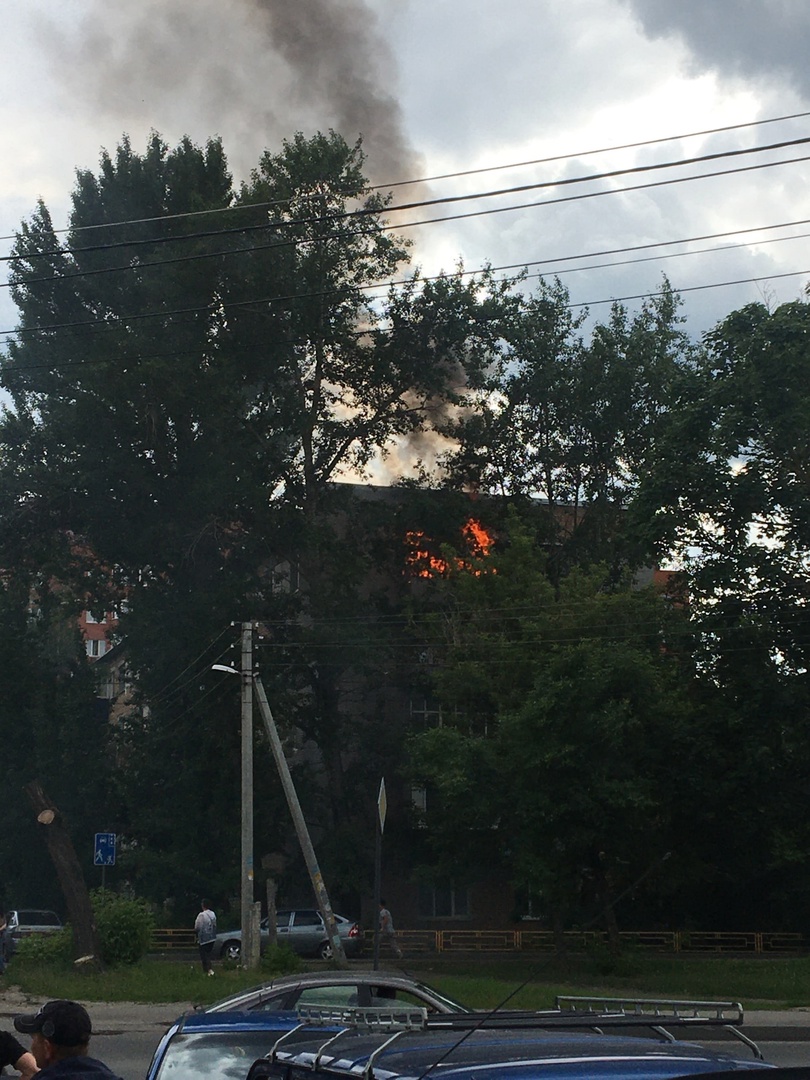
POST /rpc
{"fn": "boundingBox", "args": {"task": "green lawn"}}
[5,953,810,1009]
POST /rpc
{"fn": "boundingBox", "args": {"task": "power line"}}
[3,153,809,343]
[2,108,808,244]
[4,136,807,266]
[383,109,810,188]
[2,259,808,361]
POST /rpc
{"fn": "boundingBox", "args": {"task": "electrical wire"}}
[3,150,810,344]
[1,108,808,244]
[3,136,807,265]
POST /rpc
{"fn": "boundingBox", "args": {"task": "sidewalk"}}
[0,987,189,1035]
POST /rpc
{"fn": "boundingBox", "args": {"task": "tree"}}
[630,299,810,926]
[438,278,692,578]
[407,521,697,936]
[0,130,508,909]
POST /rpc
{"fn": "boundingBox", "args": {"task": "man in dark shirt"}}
[14,1000,122,1080]
[0,1029,37,1078]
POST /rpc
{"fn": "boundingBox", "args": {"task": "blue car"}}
[145,1010,319,1080]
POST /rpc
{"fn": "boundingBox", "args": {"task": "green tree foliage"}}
[0,574,112,912]
[91,888,154,965]
[630,299,810,925]
[407,521,700,932]
[0,130,506,912]
[439,278,691,577]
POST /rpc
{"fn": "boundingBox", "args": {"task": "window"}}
[418,884,470,919]
[292,911,322,927]
[86,639,107,658]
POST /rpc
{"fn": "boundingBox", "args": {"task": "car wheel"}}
[318,941,333,960]
[223,940,241,962]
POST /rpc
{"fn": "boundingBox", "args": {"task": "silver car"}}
[205,970,470,1013]
[213,909,363,962]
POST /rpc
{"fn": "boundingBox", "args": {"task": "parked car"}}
[205,970,470,1014]
[245,999,773,1080]
[213,909,363,962]
[4,909,63,956]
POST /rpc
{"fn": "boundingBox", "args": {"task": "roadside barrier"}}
[149,927,804,954]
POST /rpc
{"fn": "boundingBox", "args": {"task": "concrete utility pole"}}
[253,673,349,967]
[240,621,260,970]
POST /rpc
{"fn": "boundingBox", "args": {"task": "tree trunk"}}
[23,781,104,970]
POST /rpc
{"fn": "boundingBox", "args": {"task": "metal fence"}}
[149,927,805,954]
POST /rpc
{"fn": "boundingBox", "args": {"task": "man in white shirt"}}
[194,899,217,975]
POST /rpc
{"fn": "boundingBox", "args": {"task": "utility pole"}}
[240,621,259,970]
[253,673,349,967]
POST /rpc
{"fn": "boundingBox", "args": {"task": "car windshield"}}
[153,1031,279,1080]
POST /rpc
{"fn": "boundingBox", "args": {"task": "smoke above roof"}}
[35,0,422,187]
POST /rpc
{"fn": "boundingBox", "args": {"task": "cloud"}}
[621,0,810,96]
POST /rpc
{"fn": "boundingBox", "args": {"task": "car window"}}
[369,987,434,1012]
[297,986,361,1007]
[291,911,322,927]
[275,911,291,928]
[20,911,60,926]
[153,1031,280,1080]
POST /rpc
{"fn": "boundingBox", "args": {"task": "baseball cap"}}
[14,1000,92,1046]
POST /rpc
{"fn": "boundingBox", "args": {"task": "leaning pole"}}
[252,673,348,967]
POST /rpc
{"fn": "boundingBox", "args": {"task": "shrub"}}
[91,889,155,966]
[13,928,73,968]
[260,943,303,976]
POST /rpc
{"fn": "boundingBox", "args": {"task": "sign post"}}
[94,832,116,889]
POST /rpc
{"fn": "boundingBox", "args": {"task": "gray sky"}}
[1,0,809,342]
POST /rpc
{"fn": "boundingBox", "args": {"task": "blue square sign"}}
[94,832,116,866]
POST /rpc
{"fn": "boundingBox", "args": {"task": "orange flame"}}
[405,519,496,578]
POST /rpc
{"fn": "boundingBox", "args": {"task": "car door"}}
[288,910,325,955]
[274,910,294,947]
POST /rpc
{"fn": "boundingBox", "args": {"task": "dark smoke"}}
[34,0,423,188]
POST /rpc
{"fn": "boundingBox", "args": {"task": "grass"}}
[2,956,300,1007]
[404,955,810,1010]
[5,953,810,1009]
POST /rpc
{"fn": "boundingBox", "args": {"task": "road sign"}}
[94,832,116,866]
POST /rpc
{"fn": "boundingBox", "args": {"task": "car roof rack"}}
[556,996,744,1023]
[257,997,762,1070]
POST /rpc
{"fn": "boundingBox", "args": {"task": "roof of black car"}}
[244,1001,771,1080]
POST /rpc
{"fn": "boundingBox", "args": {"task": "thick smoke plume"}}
[35,0,422,188]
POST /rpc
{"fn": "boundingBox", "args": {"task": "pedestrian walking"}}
[194,898,217,975]
[0,1026,37,1080]
[0,912,8,974]
[14,999,122,1079]
[379,899,403,959]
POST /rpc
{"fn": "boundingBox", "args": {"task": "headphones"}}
[41,1020,56,1039]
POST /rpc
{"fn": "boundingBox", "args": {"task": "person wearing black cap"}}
[14,1000,121,1080]
[0,1027,37,1079]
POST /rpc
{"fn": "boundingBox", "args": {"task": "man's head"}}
[15,1000,92,1066]
[201,898,210,910]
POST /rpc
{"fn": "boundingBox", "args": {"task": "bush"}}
[91,889,155,966]
[13,928,73,968]
[260,943,303,976]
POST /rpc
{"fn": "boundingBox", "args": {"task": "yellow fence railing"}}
[397,929,805,955]
[149,927,805,955]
